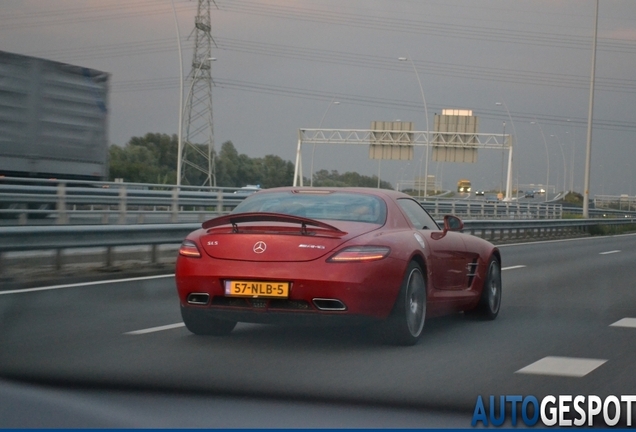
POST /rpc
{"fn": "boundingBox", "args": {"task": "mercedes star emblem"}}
[253,241,267,254]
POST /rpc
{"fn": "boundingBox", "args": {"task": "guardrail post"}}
[118,186,127,224]
[217,190,223,214]
[105,246,113,268]
[151,244,158,264]
[55,249,63,271]
[171,187,179,223]
[56,183,68,225]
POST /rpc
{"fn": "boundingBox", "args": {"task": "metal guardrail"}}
[421,200,562,220]
[2,180,563,224]
[0,180,247,224]
[1,218,634,275]
[0,223,200,272]
[462,217,636,242]
[594,194,636,212]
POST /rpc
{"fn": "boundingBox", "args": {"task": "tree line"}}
[109,132,392,189]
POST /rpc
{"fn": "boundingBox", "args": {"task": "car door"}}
[396,199,471,291]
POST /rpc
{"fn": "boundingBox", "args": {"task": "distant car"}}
[176,187,502,346]
[475,190,485,196]
[524,192,535,198]
[485,194,499,203]
[233,185,262,195]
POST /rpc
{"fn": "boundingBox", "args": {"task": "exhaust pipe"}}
[312,298,347,311]
[187,293,210,305]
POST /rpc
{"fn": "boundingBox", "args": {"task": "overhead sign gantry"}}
[293,127,514,200]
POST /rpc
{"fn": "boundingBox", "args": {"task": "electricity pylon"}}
[181,0,216,186]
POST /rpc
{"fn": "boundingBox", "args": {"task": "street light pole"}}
[310,98,339,187]
[399,55,430,198]
[551,134,567,194]
[501,121,505,194]
[170,0,184,187]
[583,0,599,218]
[566,124,575,192]
[531,120,550,202]
[495,101,516,201]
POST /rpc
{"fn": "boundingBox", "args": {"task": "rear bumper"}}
[175,255,408,319]
[181,304,380,327]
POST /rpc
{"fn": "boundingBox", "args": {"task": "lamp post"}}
[583,0,599,218]
[566,122,576,192]
[170,0,184,187]
[531,121,550,202]
[310,98,339,187]
[551,134,567,193]
[398,55,430,198]
[500,121,506,194]
[495,101,516,201]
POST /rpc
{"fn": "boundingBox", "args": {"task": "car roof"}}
[260,186,413,201]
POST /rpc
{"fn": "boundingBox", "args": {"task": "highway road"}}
[1,234,636,427]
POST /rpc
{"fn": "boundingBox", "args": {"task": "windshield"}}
[232,191,387,225]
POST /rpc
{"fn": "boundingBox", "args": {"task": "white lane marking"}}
[516,356,607,378]
[610,318,636,328]
[599,250,621,255]
[497,231,636,247]
[502,265,526,271]
[0,274,175,295]
[125,322,185,335]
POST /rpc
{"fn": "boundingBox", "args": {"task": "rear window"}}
[233,191,387,224]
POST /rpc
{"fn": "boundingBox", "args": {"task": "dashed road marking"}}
[125,322,185,335]
[0,274,175,295]
[610,318,636,328]
[599,250,621,255]
[502,265,526,271]
[516,356,607,378]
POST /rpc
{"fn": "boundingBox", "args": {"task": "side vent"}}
[466,260,479,287]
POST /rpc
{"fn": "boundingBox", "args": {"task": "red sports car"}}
[176,187,501,345]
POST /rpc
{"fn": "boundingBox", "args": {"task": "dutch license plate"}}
[225,280,289,298]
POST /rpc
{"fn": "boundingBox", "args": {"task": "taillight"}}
[179,240,201,258]
[327,246,390,262]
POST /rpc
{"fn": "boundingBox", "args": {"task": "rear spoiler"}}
[202,212,348,236]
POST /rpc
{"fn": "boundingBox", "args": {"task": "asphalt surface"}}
[1,233,636,427]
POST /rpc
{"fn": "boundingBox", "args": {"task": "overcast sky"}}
[2,0,635,195]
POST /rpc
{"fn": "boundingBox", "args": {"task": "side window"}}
[397,199,439,230]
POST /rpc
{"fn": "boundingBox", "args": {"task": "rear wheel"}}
[383,261,426,346]
[181,306,237,336]
[469,257,501,320]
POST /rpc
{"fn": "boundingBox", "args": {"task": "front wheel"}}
[181,306,237,336]
[469,257,502,320]
[383,261,427,346]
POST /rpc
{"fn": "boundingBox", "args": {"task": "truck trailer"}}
[0,50,110,182]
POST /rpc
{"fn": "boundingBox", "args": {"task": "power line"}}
[111,76,636,132]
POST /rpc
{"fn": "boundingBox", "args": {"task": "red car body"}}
[176,187,502,345]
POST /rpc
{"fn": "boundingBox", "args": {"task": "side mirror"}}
[443,215,463,232]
